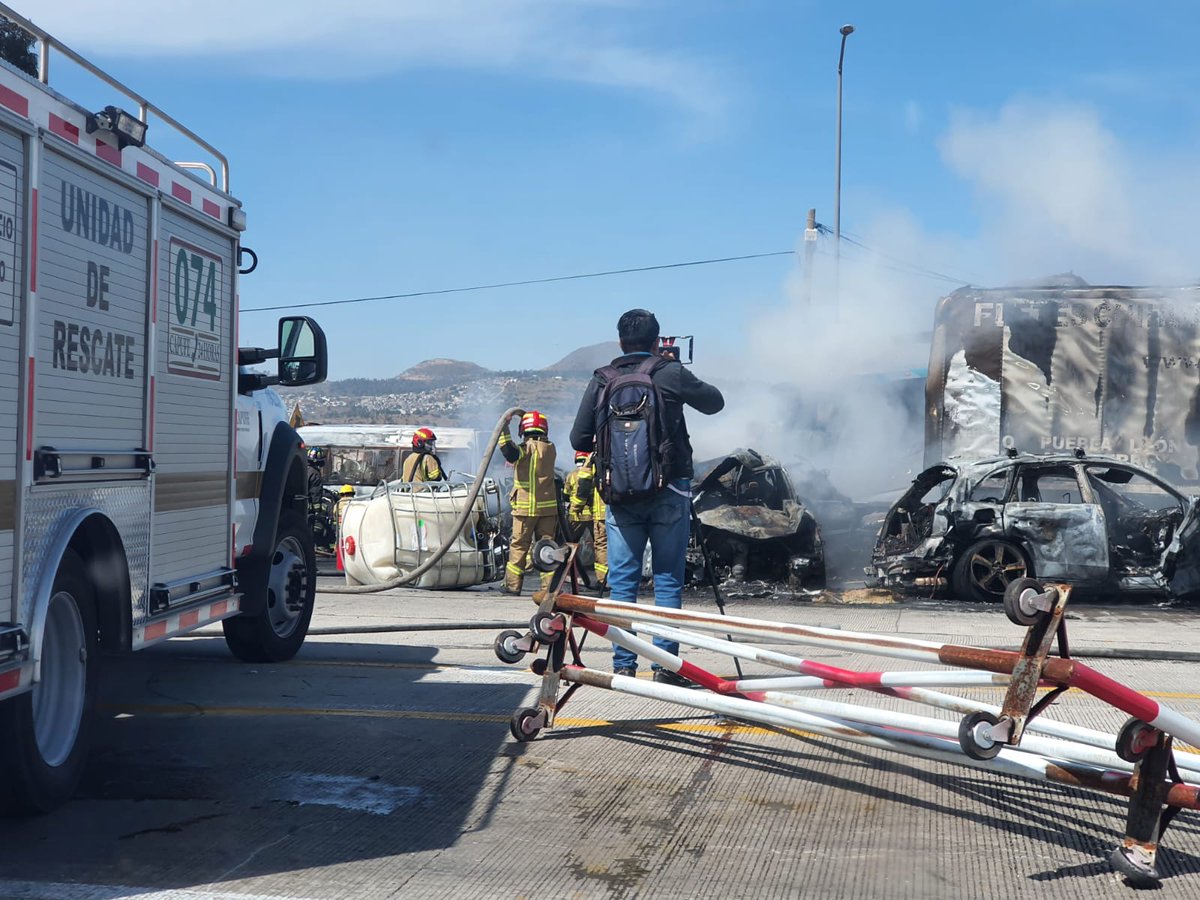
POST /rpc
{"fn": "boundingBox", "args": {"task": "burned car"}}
[871,452,1200,602]
[689,449,825,590]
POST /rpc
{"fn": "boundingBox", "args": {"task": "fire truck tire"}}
[0,550,97,814]
[223,510,315,663]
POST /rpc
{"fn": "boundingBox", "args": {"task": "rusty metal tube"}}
[580,618,1194,777]
[636,621,1200,775]
[557,594,947,663]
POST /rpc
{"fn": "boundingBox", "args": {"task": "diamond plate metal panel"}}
[20,482,151,628]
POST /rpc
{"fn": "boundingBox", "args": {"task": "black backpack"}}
[593,356,674,505]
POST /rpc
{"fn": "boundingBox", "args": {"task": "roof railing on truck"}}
[0,2,230,192]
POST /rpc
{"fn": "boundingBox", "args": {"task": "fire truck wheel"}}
[0,549,97,814]
[224,510,316,663]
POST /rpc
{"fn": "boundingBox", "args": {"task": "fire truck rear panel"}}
[151,204,234,585]
[0,120,23,628]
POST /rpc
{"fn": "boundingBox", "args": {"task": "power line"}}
[835,229,974,286]
[241,250,795,313]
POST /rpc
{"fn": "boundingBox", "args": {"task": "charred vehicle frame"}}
[688,449,826,591]
[871,452,1200,602]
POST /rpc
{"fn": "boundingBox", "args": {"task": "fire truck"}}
[0,6,328,812]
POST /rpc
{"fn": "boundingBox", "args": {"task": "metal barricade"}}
[493,546,1200,888]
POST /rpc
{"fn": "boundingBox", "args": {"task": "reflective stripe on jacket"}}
[563,469,593,522]
[403,452,443,482]
[503,434,558,515]
[576,459,607,521]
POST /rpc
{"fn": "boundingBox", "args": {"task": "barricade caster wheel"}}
[531,539,564,573]
[530,658,548,677]
[530,611,565,643]
[958,710,1004,760]
[1115,717,1159,764]
[1109,844,1161,888]
[1003,577,1047,627]
[510,706,545,742]
[494,630,527,665]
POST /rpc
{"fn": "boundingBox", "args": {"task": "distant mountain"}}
[400,358,492,383]
[544,341,621,373]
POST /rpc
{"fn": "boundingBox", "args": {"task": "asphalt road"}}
[2,583,1200,899]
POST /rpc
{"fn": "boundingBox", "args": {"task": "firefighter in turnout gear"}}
[562,451,593,541]
[334,484,355,525]
[500,411,558,594]
[574,452,608,590]
[403,427,446,482]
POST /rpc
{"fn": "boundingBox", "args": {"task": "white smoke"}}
[691,97,1200,504]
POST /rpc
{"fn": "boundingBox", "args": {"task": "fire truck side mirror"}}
[277,317,328,387]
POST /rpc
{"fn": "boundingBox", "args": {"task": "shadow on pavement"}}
[0,636,533,894]
[553,716,1200,885]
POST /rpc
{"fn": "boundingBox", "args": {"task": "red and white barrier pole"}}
[559,665,1200,812]
[578,615,1193,777]
[635,620,1200,773]
[560,594,1200,750]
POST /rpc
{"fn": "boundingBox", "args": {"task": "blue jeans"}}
[606,479,691,671]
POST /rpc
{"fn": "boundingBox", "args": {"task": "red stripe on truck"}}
[171,182,192,203]
[136,162,160,187]
[202,199,221,219]
[48,113,79,144]
[95,139,121,166]
[0,84,28,116]
[0,668,19,693]
[179,609,200,629]
[144,622,168,642]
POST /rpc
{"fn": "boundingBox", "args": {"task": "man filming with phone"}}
[570,309,724,685]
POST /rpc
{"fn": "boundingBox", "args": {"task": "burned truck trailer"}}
[925,281,1200,491]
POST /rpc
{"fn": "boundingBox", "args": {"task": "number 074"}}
[173,247,218,329]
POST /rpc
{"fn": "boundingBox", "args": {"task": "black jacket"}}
[569,352,724,480]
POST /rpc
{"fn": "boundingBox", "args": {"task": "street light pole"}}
[834,23,854,303]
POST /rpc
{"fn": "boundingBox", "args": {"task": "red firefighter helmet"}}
[412,427,437,451]
[519,411,548,436]
[574,451,590,465]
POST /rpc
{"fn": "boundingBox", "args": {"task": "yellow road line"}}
[101,702,1200,754]
[229,657,1200,710]
[99,702,782,736]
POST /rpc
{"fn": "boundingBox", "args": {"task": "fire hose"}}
[319,406,526,594]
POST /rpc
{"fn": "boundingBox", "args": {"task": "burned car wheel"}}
[952,539,1030,604]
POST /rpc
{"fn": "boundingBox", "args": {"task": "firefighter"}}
[306,446,328,498]
[562,451,593,541]
[500,411,558,595]
[403,427,446,482]
[575,452,608,592]
[334,483,355,524]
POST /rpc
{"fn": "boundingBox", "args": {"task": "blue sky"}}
[31,0,1200,380]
